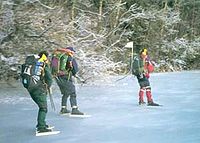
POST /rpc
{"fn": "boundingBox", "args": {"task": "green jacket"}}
[43,64,53,88]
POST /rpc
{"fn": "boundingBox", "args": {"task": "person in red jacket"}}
[136,48,159,106]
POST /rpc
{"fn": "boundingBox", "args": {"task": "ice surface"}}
[0,71,200,143]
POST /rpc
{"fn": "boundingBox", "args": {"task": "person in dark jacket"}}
[55,47,84,115]
[27,51,54,133]
[135,48,159,106]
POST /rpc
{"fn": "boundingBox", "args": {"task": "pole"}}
[131,42,134,72]
[48,87,56,111]
[115,42,133,82]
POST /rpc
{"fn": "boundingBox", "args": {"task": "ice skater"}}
[132,48,159,106]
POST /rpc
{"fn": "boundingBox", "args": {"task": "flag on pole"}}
[125,41,133,48]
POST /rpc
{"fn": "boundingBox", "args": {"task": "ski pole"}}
[48,87,56,111]
[115,74,130,82]
[115,69,132,82]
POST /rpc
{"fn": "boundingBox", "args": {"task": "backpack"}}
[51,48,70,76]
[21,55,44,89]
[131,56,142,76]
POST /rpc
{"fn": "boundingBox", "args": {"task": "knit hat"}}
[140,48,148,56]
[66,47,76,52]
[38,51,49,58]
[38,51,48,62]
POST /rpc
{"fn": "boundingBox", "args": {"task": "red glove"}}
[145,73,150,78]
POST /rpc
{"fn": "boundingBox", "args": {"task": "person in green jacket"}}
[132,48,159,106]
[54,47,84,115]
[27,51,53,133]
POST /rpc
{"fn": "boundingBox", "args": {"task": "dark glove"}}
[32,75,40,84]
[80,79,86,84]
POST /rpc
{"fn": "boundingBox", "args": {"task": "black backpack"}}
[21,55,41,89]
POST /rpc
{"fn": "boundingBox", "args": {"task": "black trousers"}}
[55,75,77,108]
[136,74,151,89]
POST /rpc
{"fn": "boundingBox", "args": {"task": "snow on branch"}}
[23,0,56,10]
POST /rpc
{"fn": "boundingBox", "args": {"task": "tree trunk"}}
[97,0,103,32]
[191,0,195,40]
[160,0,168,37]
[114,0,122,28]
[71,0,76,21]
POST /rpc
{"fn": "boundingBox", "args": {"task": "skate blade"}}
[60,113,70,116]
[68,114,91,118]
[36,131,60,136]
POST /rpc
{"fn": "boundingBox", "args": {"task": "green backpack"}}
[51,49,69,76]
[131,56,143,76]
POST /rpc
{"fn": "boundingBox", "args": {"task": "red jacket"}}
[144,56,154,78]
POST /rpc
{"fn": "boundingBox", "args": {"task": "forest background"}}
[0,0,200,82]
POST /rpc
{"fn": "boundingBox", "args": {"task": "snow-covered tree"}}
[0,0,200,81]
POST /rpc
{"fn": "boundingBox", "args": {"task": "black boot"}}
[36,124,54,130]
[147,101,160,106]
[71,107,84,115]
[139,101,146,105]
[37,127,52,133]
[60,108,70,114]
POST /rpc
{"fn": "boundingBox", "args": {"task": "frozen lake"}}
[0,71,200,143]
